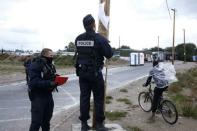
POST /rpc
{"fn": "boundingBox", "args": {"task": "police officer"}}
[28,48,58,131]
[23,56,32,84]
[75,14,113,131]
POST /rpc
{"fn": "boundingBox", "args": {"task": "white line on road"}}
[59,88,77,104]
[0,99,29,102]
[0,81,26,88]
[0,106,29,110]
[109,74,148,91]
[0,118,30,123]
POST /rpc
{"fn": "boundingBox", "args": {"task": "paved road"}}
[0,63,152,131]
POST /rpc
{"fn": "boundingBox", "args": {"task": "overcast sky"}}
[0,0,197,51]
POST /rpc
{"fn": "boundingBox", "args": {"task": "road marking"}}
[0,99,29,102]
[52,104,79,131]
[0,81,26,88]
[108,75,148,91]
[59,88,77,104]
[0,106,29,110]
[0,118,30,123]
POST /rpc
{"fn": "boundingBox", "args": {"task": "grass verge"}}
[105,96,113,104]
[120,89,128,93]
[169,67,197,119]
[105,111,127,121]
[117,98,132,105]
[124,126,143,131]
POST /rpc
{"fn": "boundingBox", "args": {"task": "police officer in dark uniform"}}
[23,56,32,84]
[28,48,58,131]
[75,14,113,131]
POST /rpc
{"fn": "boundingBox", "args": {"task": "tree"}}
[66,42,75,52]
[111,47,116,52]
[176,43,196,61]
[165,47,172,52]
[150,46,164,52]
[120,45,130,49]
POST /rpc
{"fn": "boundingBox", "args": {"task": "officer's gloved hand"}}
[49,81,58,91]
[55,74,60,76]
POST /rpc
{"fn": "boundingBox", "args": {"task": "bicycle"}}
[138,82,178,125]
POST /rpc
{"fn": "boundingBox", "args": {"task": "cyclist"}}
[143,60,168,123]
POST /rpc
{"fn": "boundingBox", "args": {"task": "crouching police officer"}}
[75,14,113,131]
[28,48,58,131]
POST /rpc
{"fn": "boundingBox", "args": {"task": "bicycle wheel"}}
[160,100,178,124]
[138,92,152,112]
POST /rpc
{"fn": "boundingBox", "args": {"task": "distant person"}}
[28,48,59,131]
[75,14,113,131]
[143,60,168,123]
[23,56,32,84]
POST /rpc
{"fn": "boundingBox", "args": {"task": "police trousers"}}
[79,71,105,123]
[29,93,54,131]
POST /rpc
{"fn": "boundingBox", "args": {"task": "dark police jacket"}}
[75,30,113,76]
[28,56,56,93]
[23,59,32,69]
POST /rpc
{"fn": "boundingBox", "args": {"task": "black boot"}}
[96,123,108,131]
[81,121,91,131]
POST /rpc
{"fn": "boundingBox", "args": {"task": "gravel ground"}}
[51,61,197,131]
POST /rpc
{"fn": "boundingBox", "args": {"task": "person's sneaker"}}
[96,123,108,131]
[81,122,91,131]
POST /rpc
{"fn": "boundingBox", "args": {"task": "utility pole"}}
[119,36,120,49]
[92,0,110,128]
[183,29,186,63]
[171,8,176,65]
[157,36,160,54]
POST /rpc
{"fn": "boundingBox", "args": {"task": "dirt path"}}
[51,62,197,131]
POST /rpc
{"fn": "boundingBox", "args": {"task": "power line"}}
[165,0,172,20]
